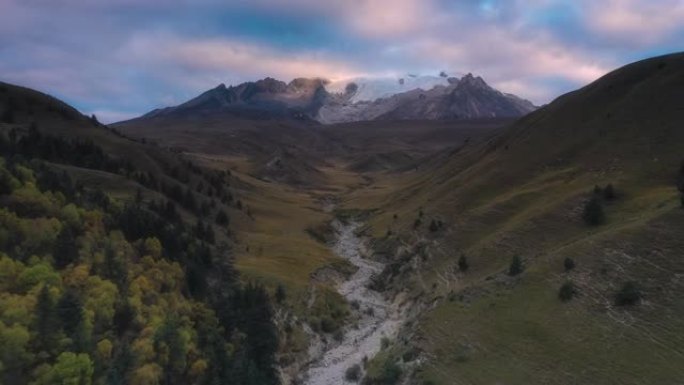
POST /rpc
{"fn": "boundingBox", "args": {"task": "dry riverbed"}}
[302,220,406,385]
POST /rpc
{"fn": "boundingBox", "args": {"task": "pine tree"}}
[615,281,641,306]
[154,315,187,383]
[275,284,286,304]
[564,257,576,272]
[57,289,84,336]
[54,226,79,268]
[215,210,229,226]
[508,255,523,276]
[582,196,605,226]
[603,183,616,200]
[57,289,87,351]
[103,244,127,289]
[558,281,577,302]
[34,285,58,353]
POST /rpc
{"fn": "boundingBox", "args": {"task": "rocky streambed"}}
[302,220,405,385]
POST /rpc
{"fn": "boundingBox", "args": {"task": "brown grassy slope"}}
[114,113,341,185]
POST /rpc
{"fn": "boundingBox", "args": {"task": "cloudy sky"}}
[1,0,682,122]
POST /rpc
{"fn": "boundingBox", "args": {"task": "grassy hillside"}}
[346,52,684,384]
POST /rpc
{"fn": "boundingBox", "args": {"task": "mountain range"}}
[128,73,536,124]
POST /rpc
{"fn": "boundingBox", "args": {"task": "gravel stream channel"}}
[303,220,404,385]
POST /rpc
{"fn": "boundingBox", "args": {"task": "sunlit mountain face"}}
[2,0,683,122]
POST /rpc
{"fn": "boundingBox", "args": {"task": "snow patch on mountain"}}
[325,74,460,103]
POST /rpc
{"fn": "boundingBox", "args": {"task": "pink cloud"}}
[387,24,614,104]
[583,0,684,45]
[123,34,365,83]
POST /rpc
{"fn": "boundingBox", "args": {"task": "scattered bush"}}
[428,219,444,233]
[558,281,577,302]
[508,255,523,276]
[215,210,229,226]
[603,183,616,200]
[345,364,361,382]
[381,337,391,350]
[582,196,605,226]
[413,218,422,229]
[320,317,336,333]
[615,281,641,306]
[458,255,469,272]
[564,257,576,272]
[378,360,402,385]
[401,348,419,362]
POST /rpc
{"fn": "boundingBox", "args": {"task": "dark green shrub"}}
[558,281,577,302]
[320,317,336,333]
[564,257,576,272]
[508,255,523,276]
[379,360,402,385]
[215,209,229,226]
[582,196,605,226]
[603,183,616,200]
[381,337,390,350]
[615,281,641,306]
[345,364,361,382]
[402,348,419,362]
[458,255,469,272]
